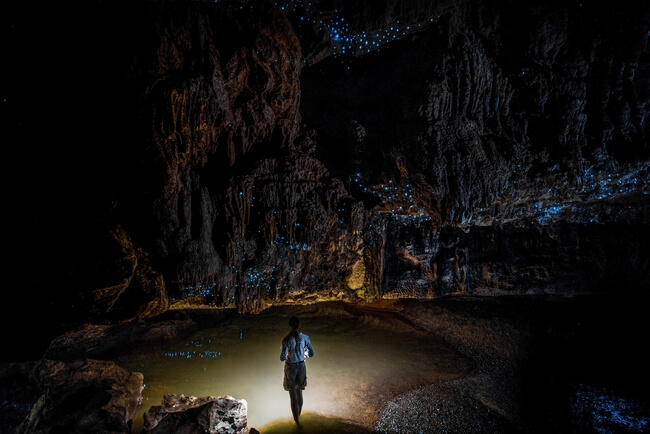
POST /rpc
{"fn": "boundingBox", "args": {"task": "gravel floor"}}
[355,295,650,434]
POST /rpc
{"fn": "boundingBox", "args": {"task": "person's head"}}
[289,315,300,330]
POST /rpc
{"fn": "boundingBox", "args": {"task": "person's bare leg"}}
[297,388,303,416]
[290,387,301,425]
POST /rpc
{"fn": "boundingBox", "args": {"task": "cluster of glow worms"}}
[532,202,565,225]
[352,174,425,213]
[530,165,648,224]
[183,282,217,299]
[164,337,229,359]
[176,156,647,295]
[582,166,647,201]
[215,0,438,57]
[174,167,447,295]
[313,15,439,57]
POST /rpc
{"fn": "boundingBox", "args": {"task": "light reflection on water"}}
[115,305,469,433]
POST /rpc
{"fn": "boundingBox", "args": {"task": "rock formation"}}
[5,2,648,432]
[5,0,649,343]
[143,394,248,434]
[2,316,250,434]
[15,359,144,433]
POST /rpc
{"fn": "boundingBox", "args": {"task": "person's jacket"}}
[281,331,314,363]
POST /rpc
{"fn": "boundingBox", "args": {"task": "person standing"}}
[280,315,315,426]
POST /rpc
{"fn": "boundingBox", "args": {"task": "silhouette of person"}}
[280,315,315,426]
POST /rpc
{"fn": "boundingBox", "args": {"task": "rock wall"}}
[299,0,650,299]
[6,0,649,332]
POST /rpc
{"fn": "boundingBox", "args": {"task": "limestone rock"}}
[5,0,649,338]
[42,318,199,362]
[143,394,248,434]
[17,359,143,434]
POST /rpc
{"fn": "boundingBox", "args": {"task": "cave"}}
[2,0,649,433]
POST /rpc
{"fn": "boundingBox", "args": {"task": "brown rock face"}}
[16,359,143,434]
[141,0,649,311]
[128,2,380,312]
[6,0,649,334]
[140,1,307,310]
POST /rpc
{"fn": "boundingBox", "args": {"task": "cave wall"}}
[298,0,650,299]
[6,0,649,331]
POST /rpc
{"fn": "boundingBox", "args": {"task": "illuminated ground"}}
[117,296,649,433]
[116,301,470,432]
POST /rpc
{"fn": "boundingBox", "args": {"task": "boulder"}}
[17,359,143,434]
[143,393,248,434]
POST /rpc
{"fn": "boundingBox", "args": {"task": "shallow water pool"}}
[115,305,470,433]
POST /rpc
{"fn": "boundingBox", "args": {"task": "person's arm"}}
[305,336,314,358]
[280,337,289,361]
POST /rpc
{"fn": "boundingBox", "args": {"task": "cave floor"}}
[354,294,650,433]
[183,294,650,433]
[3,294,648,433]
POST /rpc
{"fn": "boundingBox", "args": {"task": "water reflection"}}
[115,304,469,433]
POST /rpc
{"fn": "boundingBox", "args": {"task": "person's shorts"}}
[283,361,307,391]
